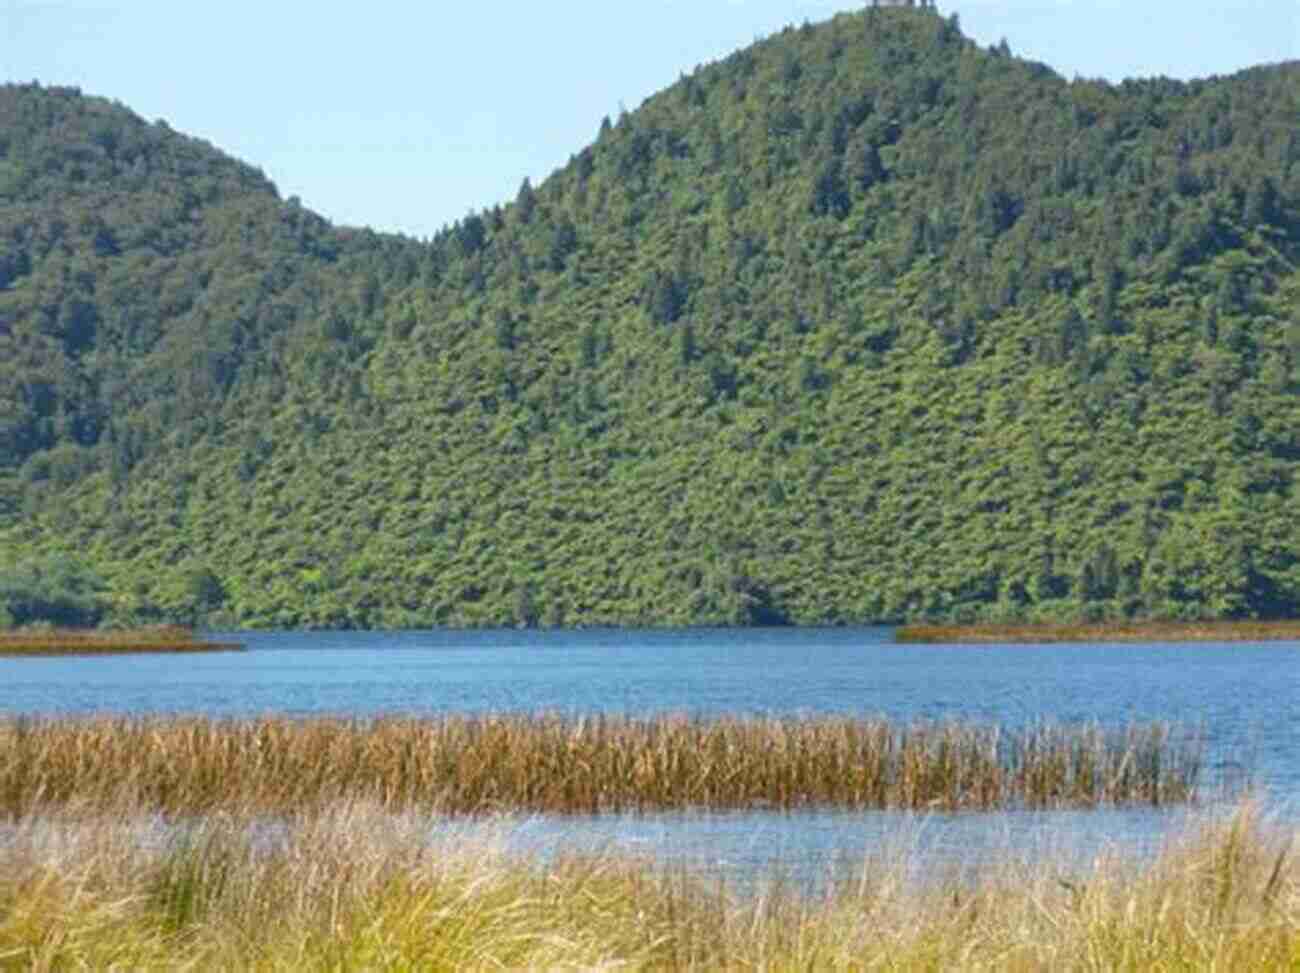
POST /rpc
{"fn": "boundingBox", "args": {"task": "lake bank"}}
[896,619,1300,644]
[0,801,1293,970]
[0,626,244,657]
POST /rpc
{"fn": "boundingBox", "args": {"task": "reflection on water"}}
[499,806,1202,891]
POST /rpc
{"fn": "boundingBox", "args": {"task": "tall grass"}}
[0,801,1294,969]
[0,715,1203,817]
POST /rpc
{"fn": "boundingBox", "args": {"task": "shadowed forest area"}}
[1,7,1298,629]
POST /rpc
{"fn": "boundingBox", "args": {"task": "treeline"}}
[1,8,1298,628]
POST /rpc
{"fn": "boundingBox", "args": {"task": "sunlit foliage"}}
[2,7,1298,627]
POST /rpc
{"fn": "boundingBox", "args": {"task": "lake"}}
[2,627,1296,884]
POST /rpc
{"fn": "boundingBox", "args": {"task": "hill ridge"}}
[2,9,1298,629]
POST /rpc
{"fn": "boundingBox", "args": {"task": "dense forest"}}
[1,7,1298,629]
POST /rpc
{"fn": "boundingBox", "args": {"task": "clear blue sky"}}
[5,1,1296,239]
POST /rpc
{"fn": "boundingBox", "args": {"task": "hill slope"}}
[2,8,1298,628]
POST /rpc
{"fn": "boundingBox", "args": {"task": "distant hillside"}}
[2,8,1298,628]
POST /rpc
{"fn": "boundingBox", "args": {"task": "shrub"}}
[0,556,109,628]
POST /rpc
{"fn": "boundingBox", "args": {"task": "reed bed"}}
[0,715,1203,817]
[0,800,1294,970]
[0,625,243,656]
[896,618,1300,644]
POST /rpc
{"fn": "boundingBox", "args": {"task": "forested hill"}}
[2,8,1298,629]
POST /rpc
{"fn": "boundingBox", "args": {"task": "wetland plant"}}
[896,619,1300,644]
[0,626,243,657]
[0,800,1294,969]
[0,715,1203,817]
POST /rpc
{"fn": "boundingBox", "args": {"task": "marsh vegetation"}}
[0,626,243,657]
[0,715,1204,818]
[0,800,1294,969]
[896,619,1300,644]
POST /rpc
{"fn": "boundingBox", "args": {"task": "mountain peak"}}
[2,17,1297,628]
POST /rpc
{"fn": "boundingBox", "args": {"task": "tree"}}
[185,564,227,618]
[851,137,885,192]
[0,556,108,628]
[646,270,688,325]
[515,178,537,224]
[512,581,539,628]
[495,309,517,350]
[580,323,601,369]
[811,157,850,219]
[548,217,579,271]
[677,322,697,366]
[457,213,487,255]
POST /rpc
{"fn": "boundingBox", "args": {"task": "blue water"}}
[3,627,1296,880]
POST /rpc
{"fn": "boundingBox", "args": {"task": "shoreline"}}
[895,619,1300,644]
[0,800,1292,969]
[0,626,245,657]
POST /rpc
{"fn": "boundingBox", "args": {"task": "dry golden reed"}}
[0,801,1295,970]
[896,618,1300,644]
[0,714,1202,817]
[0,626,243,656]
